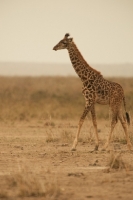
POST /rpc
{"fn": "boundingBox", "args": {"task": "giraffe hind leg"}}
[102,111,118,150]
[118,110,132,150]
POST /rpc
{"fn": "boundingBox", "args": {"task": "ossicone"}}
[64,33,70,39]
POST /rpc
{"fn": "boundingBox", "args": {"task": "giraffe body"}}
[53,33,132,151]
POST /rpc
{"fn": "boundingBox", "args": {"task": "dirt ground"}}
[0,119,133,200]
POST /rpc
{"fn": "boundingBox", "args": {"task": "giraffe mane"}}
[73,42,101,75]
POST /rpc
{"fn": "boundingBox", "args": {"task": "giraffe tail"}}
[123,97,130,125]
[126,112,130,125]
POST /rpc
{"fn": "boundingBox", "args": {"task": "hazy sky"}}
[0,0,133,65]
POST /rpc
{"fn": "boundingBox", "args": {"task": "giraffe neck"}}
[67,42,100,82]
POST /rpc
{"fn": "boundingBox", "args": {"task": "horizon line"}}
[0,61,133,65]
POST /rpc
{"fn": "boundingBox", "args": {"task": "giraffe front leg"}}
[71,120,83,151]
[91,105,99,151]
[102,112,118,151]
[71,103,91,151]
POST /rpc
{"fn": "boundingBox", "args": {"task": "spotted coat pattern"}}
[53,33,132,151]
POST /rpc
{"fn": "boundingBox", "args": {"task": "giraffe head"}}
[53,33,73,51]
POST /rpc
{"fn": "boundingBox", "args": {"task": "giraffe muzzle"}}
[53,46,57,51]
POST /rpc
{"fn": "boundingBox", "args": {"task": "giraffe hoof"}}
[94,145,99,151]
[71,147,76,151]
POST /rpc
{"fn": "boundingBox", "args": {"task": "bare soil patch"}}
[0,120,133,200]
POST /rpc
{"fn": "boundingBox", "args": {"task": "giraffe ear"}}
[68,38,73,42]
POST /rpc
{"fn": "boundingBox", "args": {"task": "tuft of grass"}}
[0,170,61,198]
[119,139,127,144]
[107,152,131,171]
[45,121,55,127]
[113,136,127,145]
[45,130,59,143]
[10,173,45,197]
[60,130,73,143]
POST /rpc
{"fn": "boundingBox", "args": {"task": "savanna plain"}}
[0,76,133,200]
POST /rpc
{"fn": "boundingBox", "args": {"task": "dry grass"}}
[60,129,73,143]
[0,76,133,122]
[0,167,61,199]
[43,119,98,145]
[107,151,133,172]
[45,130,59,143]
[108,152,125,170]
[9,173,45,197]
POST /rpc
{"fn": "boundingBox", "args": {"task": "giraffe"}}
[53,33,132,151]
